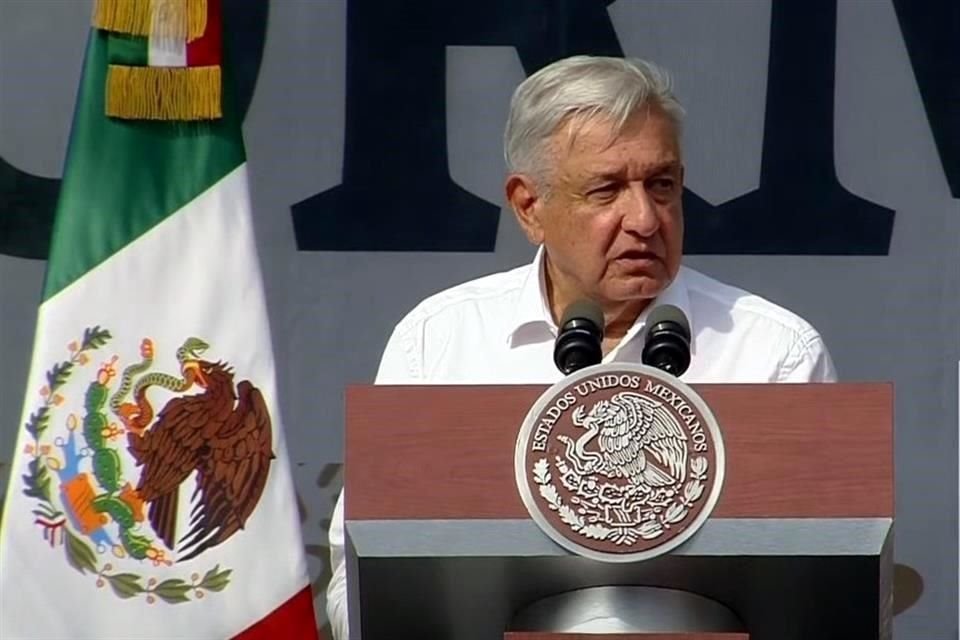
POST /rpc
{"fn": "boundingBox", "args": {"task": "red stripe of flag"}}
[186,0,222,66]
[191,0,306,634]
[232,586,320,640]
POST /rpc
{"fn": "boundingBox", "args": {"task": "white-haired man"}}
[325,55,836,639]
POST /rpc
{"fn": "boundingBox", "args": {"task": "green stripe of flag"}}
[43,30,244,300]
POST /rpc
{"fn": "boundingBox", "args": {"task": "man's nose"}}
[620,183,660,236]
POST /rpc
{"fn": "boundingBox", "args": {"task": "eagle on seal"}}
[126,358,274,562]
[567,391,687,487]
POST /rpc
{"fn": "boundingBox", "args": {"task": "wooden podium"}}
[343,383,893,640]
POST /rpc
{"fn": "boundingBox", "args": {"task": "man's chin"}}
[605,275,671,303]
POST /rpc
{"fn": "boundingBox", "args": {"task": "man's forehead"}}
[551,107,681,162]
[548,119,681,181]
[575,158,683,180]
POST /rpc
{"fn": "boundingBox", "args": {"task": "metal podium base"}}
[510,586,746,633]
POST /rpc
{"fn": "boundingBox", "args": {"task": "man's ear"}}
[505,173,545,245]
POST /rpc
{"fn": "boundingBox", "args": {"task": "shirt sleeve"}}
[326,321,424,640]
[778,331,838,383]
[325,491,348,640]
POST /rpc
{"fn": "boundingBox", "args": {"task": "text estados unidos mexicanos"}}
[530,376,709,453]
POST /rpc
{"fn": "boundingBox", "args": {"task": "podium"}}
[343,383,893,640]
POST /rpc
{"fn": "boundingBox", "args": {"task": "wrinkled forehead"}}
[561,104,678,150]
[544,105,682,174]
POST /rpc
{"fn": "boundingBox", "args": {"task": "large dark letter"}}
[683,0,895,255]
[892,0,959,198]
[0,159,58,259]
[292,0,622,252]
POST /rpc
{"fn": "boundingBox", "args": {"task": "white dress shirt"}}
[326,249,836,639]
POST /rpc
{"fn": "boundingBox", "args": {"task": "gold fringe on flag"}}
[187,0,208,42]
[105,65,221,121]
[93,0,207,41]
[93,0,151,38]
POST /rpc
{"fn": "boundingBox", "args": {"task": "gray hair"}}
[503,56,685,181]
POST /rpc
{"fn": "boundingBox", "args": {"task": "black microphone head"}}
[554,299,604,375]
[560,299,605,330]
[646,304,691,341]
[642,304,691,377]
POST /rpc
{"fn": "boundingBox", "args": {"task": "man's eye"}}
[649,178,676,194]
[588,184,618,199]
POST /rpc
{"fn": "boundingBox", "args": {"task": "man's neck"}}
[545,274,651,356]
[593,299,649,355]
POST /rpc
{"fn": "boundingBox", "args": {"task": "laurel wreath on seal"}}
[533,456,708,543]
[20,327,232,604]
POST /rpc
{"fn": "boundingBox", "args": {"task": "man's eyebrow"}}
[584,170,625,183]
[645,160,683,174]
[583,160,681,181]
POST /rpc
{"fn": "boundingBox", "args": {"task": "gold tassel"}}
[105,65,221,121]
[187,0,208,42]
[93,0,152,37]
[93,0,207,41]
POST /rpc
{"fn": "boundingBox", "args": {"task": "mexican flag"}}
[0,2,317,638]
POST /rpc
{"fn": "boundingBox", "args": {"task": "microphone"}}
[642,304,691,376]
[553,299,604,374]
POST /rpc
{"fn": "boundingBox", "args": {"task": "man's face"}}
[513,106,684,315]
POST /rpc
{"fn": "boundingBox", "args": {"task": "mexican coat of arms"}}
[515,363,725,562]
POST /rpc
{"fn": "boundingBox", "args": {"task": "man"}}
[325,55,836,639]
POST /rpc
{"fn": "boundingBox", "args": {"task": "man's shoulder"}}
[393,262,533,334]
[679,266,836,382]
[681,266,823,341]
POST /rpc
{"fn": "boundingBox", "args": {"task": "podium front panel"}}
[344,383,893,640]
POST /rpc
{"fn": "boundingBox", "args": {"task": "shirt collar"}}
[507,246,556,345]
[617,265,696,357]
[506,247,695,351]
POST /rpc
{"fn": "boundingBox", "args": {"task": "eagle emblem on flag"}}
[19,327,274,603]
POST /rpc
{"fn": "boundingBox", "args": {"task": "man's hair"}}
[503,55,685,183]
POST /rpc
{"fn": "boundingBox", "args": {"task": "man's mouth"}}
[615,250,661,262]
